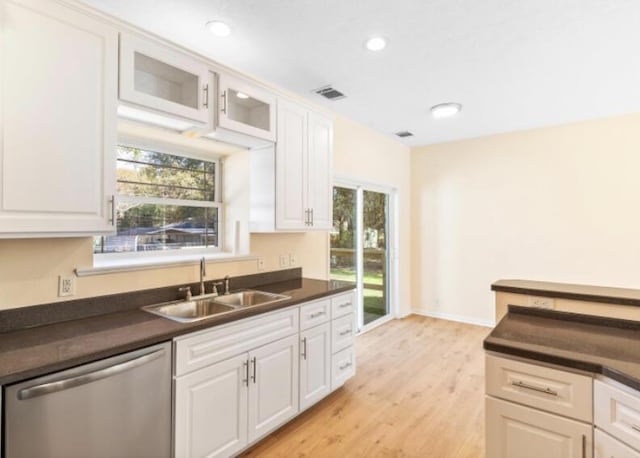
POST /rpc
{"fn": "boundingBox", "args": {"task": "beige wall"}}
[332,114,413,317]
[411,113,640,325]
[0,115,403,310]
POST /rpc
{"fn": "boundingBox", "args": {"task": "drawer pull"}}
[339,302,351,308]
[632,424,640,433]
[339,329,352,336]
[309,311,325,319]
[339,362,352,370]
[511,380,558,396]
[581,434,586,458]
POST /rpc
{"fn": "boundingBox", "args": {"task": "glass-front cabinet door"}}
[217,73,276,142]
[119,33,212,127]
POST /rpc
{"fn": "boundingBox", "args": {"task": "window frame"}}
[94,135,224,261]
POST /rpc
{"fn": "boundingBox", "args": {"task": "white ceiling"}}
[84,0,640,146]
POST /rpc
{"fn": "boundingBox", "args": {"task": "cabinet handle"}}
[632,424,640,433]
[251,357,257,384]
[242,359,249,387]
[339,329,352,336]
[309,311,325,319]
[511,380,558,396]
[221,90,227,114]
[339,361,352,371]
[108,195,116,226]
[203,84,209,109]
[339,302,351,309]
[301,337,307,360]
[310,208,314,226]
[304,209,309,226]
[581,434,586,458]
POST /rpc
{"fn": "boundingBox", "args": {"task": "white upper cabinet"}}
[275,100,309,230]
[0,0,118,237]
[306,112,333,229]
[275,98,333,231]
[205,73,276,146]
[118,32,213,131]
[249,98,333,232]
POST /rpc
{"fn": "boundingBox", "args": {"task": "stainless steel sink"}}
[142,290,290,323]
[143,298,237,323]
[212,290,290,308]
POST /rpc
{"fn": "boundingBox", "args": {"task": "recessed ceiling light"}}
[431,102,462,119]
[206,20,231,37]
[365,36,387,52]
[236,92,249,99]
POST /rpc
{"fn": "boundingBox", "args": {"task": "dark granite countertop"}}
[484,305,640,391]
[0,277,354,386]
[492,279,640,308]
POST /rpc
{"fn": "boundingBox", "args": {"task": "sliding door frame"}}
[331,176,399,333]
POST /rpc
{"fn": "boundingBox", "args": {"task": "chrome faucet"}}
[199,257,206,296]
[224,275,230,295]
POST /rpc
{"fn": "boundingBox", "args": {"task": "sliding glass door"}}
[330,183,392,331]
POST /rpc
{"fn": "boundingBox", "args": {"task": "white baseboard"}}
[411,309,495,328]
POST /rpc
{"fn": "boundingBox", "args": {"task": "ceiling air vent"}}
[395,131,414,138]
[313,85,346,101]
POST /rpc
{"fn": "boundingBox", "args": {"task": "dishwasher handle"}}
[17,348,166,400]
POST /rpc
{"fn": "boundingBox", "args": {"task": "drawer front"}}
[331,313,355,353]
[595,379,640,452]
[175,307,299,376]
[331,291,355,319]
[299,299,331,331]
[595,428,640,458]
[331,346,355,390]
[486,354,593,422]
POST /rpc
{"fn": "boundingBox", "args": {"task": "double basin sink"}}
[143,290,291,323]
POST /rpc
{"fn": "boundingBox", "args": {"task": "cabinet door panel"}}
[307,112,333,229]
[595,379,640,452]
[595,428,640,458]
[275,100,308,230]
[175,354,248,458]
[119,32,211,126]
[300,323,331,410]
[248,334,299,442]
[0,0,117,235]
[486,396,592,458]
[218,73,276,142]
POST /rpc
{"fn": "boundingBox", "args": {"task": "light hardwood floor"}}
[242,315,490,457]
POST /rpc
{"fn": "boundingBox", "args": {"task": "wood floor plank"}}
[241,315,489,457]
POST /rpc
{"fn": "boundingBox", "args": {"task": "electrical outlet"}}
[289,253,297,266]
[279,255,289,268]
[257,257,265,271]
[528,296,555,310]
[58,275,75,297]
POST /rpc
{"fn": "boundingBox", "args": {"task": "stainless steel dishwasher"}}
[4,341,171,458]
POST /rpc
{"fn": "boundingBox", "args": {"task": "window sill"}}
[75,252,258,277]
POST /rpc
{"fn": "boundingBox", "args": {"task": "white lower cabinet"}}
[248,334,299,443]
[174,290,356,457]
[174,354,248,458]
[486,354,594,458]
[486,396,592,458]
[299,323,331,410]
[175,334,299,458]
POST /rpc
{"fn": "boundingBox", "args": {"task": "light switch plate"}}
[289,253,297,266]
[279,255,289,268]
[257,257,265,271]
